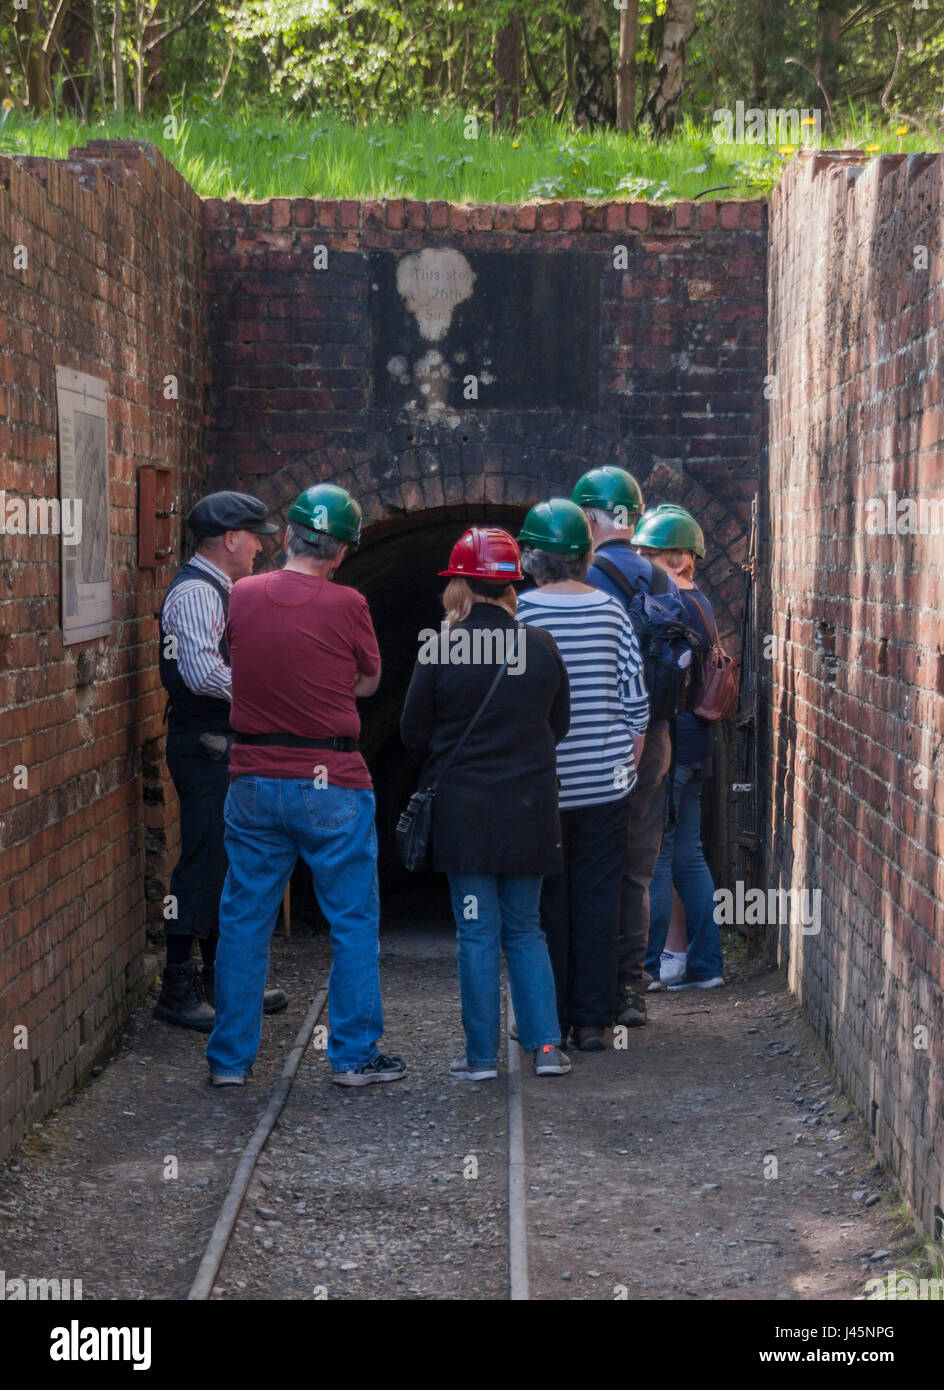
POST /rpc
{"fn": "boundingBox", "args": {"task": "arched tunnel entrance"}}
[284,503,527,929]
[281,497,734,933]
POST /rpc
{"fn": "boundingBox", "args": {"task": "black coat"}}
[400,603,570,876]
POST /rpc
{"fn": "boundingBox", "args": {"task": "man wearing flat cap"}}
[155,491,289,1030]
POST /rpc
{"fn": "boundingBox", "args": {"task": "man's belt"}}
[232,731,359,753]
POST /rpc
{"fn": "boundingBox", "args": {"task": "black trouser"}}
[165,732,230,941]
[616,723,672,992]
[539,794,632,1036]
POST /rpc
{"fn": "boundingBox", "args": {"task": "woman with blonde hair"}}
[400,527,572,1079]
[632,505,725,990]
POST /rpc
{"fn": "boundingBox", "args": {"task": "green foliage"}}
[1,104,939,202]
[2,0,944,134]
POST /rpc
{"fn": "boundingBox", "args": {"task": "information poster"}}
[56,367,111,644]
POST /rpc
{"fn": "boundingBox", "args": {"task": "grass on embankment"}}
[1,104,939,202]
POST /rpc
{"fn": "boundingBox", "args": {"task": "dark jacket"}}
[675,586,714,765]
[158,562,231,737]
[400,603,570,876]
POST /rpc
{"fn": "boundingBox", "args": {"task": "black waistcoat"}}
[158,562,231,736]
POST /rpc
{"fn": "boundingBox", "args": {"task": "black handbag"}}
[396,642,516,873]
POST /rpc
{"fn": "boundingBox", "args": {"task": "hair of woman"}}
[442,576,516,628]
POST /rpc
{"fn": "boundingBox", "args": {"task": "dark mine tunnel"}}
[284,503,527,928]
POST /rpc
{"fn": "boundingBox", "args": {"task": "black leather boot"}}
[153,963,215,1033]
[200,967,288,1016]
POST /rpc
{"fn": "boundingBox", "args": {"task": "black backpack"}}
[592,554,703,722]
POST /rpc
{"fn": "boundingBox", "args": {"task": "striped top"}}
[516,588,649,809]
[160,552,233,703]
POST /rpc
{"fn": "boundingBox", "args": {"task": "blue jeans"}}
[646,764,724,981]
[206,779,383,1076]
[447,875,561,1066]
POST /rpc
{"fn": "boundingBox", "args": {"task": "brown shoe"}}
[615,984,648,1028]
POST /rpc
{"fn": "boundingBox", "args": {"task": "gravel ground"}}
[0,904,924,1303]
[524,968,913,1300]
[214,917,508,1300]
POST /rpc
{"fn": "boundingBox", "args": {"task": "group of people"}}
[155,466,726,1088]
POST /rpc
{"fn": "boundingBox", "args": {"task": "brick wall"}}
[1,150,767,1158]
[763,150,944,1236]
[0,142,206,1158]
[203,195,768,653]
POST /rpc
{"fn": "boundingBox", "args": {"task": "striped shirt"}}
[516,588,649,809]
[161,552,233,703]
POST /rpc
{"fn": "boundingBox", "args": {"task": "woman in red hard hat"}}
[401,527,572,1080]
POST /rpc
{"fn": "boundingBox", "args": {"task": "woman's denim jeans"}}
[447,874,561,1066]
[646,764,724,981]
[207,778,383,1076]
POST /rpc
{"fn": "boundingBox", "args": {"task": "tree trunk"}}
[61,6,91,113]
[616,0,639,134]
[572,0,615,130]
[113,0,124,118]
[640,0,697,136]
[134,2,144,115]
[91,0,108,117]
[814,0,843,122]
[494,7,522,130]
[751,0,767,106]
[23,0,54,111]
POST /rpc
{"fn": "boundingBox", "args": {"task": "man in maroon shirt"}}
[206,484,406,1087]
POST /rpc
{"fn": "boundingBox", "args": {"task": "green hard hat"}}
[517,498,593,557]
[630,504,705,559]
[571,466,644,517]
[287,483,362,544]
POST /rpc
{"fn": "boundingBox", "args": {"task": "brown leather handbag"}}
[688,592,739,722]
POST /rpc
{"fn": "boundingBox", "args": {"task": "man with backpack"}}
[572,468,700,1029]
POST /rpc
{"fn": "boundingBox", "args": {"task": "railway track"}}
[187,949,531,1302]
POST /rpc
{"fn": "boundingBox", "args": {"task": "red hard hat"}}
[439,527,524,581]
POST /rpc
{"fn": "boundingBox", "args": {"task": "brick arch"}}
[250,433,749,652]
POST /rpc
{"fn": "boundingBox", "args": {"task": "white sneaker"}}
[449,1057,498,1081]
[667,973,725,991]
[659,951,687,985]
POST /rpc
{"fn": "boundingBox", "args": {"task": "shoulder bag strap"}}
[647,560,670,596]
[592,553,638,606]
[687,590,721,646]
[427,626,520,794]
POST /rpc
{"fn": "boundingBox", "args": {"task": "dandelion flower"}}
[865,143,880,152]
